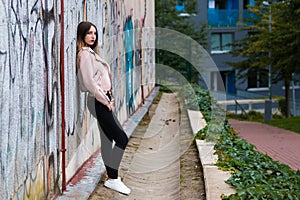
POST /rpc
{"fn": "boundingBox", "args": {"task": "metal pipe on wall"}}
[60,0,67,192]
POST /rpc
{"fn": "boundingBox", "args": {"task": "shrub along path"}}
[229,119,300,171]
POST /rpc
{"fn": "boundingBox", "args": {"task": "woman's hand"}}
[106,101,114,111]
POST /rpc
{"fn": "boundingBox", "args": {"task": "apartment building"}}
[175,0,293,99]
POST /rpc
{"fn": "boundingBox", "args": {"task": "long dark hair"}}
[76,21,100,70]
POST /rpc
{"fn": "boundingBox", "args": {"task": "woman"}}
[76,21,131,195]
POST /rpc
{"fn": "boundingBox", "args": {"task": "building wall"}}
[0,0,155,199]
[196,0,293,98]
[196,0,255,94]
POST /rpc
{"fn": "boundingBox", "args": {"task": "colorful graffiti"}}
[124,11,135,114]
[0,0,155,199]
[0,0,60,199]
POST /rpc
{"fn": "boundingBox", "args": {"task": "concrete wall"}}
[0,0,155,199]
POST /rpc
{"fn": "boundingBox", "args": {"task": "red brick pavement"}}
[229,119,300,171]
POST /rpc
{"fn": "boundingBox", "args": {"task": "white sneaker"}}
[104,177,131,195]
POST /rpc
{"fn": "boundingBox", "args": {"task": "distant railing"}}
[211,90,299,116]
[290,99,300,116]
[234,100,249,119]
[218,99,279,114]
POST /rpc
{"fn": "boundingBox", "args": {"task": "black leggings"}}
[94,98,128,179]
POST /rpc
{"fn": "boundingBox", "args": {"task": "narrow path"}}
[89,92,205,199]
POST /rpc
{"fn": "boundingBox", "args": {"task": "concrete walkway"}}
[88,92,206,199]
[229,119,300,171]
[122,92,182,199]
[53,88,159,200]
[54,90,206,200]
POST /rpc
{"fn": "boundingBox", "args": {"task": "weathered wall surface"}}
[0,0,155,199]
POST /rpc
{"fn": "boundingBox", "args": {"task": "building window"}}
[243,0,255,9]
[208,0,215,8]
[209,0,239,9]
[211,33,233,53]
[215,0,228,9]
[208,0,229,9]
[248,69,268,88]
[244,0,249,9]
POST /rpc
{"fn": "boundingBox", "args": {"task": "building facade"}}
[0,0,155,199]
[193,0,298,101]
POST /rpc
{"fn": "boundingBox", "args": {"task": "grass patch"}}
[266,116,300,134]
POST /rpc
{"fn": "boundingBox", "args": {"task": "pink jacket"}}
[77,47,112,105]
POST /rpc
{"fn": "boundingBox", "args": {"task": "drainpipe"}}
[141,16,146,105]
[60,0,67,192]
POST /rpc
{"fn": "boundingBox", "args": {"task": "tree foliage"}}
[229,0,300,117]
[155,0,208,83]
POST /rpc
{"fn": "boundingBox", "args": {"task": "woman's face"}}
[84,26,97,47]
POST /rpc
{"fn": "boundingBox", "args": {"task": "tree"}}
[155,0,208,83]
[270,0,300,117]
[229,0,300,117]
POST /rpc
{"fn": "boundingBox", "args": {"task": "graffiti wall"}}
[0,0,155,199]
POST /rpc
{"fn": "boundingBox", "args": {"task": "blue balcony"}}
[208,9,239,27]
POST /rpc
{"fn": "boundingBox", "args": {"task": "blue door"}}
[227,71,236,94]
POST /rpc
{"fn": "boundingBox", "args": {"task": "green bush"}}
[247,110,264,120]
[215,127,300,199]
